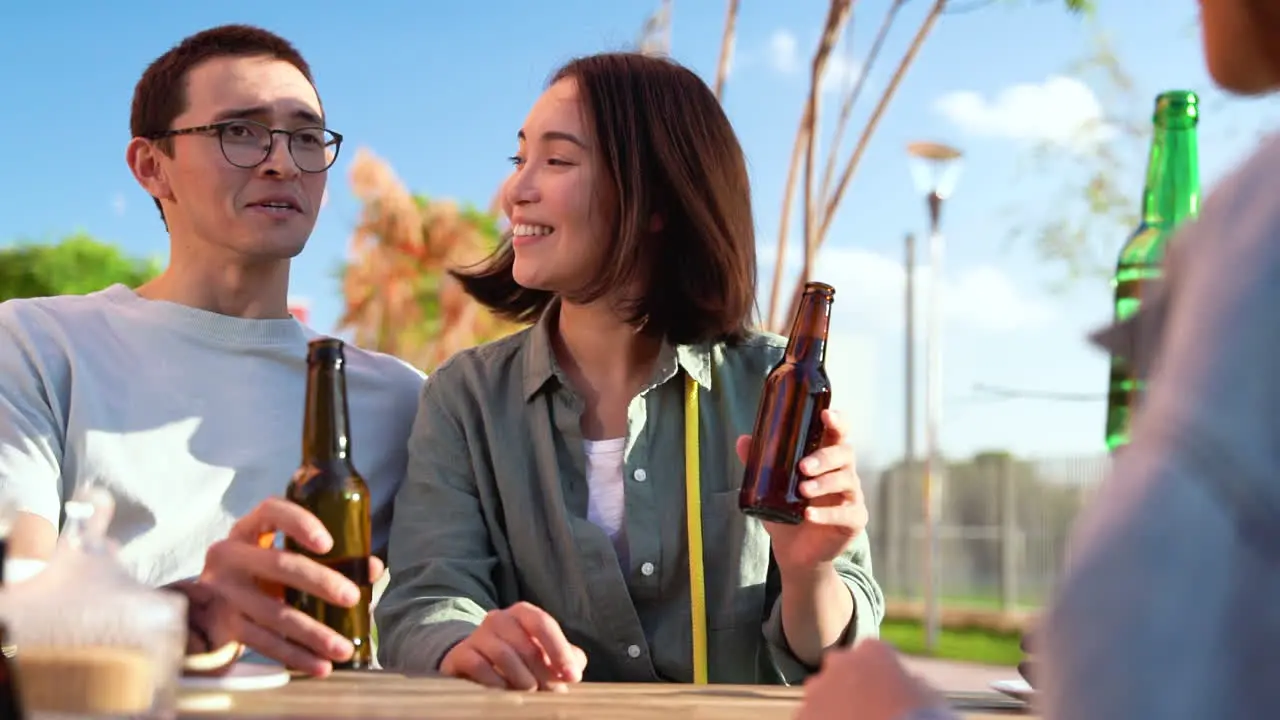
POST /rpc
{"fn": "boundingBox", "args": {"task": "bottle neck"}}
[784,293,833,365]
[1141,119,1199,227]
[302,363,351,465]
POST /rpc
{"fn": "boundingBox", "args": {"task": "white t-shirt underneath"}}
[0,284,426,587]
[583,437,627,565]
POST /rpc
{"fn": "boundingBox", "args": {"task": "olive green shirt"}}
[375,303,884,684]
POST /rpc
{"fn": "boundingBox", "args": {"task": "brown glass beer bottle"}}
[285,338,373,670]
[739,281,835,525]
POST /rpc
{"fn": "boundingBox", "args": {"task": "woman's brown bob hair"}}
[451,52,758,346]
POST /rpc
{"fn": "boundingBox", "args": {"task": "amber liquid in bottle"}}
[285,338,373,670]
[739,282,835,525]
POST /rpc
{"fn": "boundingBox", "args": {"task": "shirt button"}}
[627,644,642,658]
[640,562,655,576]
[633,468,647,482]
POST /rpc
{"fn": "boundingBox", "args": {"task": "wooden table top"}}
[175,670,1035,719]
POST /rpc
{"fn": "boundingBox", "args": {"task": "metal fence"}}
[864,453,1110,612]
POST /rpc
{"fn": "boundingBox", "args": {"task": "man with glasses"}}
[0,24,425,677]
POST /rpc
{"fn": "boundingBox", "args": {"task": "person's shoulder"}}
[1193,132,1280,258]
[714,330,786,376]
[414,327,536,418]
[0,286,135,367]
[1206,131,1280,211]
[0,285,129,333]
[339,339,428,390]
[426,327,534,384]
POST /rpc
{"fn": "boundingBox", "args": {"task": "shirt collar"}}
[521,298,714,402]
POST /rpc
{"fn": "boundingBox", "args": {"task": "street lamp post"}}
[906,140,963,653]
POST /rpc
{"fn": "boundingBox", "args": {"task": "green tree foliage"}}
[0,233,161,302]
[1006,27,1280,289]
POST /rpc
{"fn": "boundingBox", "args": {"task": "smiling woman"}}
[375,51,885,691]
[450,52,757,345]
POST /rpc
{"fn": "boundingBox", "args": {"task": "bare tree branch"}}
[775,0,946,330]
[713,0,740,101]
[818,0,905,206]
[800,0,855,299]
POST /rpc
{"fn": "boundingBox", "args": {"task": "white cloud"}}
[933,76,1113,152]
[769,30,800,74]
[761,245,1055,335]
[767,29,862,95]
[110,192,127,217]
[821,56,861,95]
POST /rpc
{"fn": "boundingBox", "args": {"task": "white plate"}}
[181,662,291,692]
[990,678,1034,703]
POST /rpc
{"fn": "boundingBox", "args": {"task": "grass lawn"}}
[879,619,1023,667]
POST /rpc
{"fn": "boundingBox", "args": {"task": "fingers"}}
[440,603,588,692]
[186,587,242,653]
[200,498,371,677]
[471,626,541,691]
[507,602,584,680]
[206,538,360,609]
[442,643,508,689]
[798,470,860,502]
[799,443,856,479]
[167,580,243,662]
[819,408,850,446]
[483,603,578,688]
[236,615,335,678]
[741,410,855,479]
[734,435,751,466]
[803,501,869,530]
[229,497,333,555]
[218,576,355,655]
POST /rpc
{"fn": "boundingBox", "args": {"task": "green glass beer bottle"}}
[1104,90,1200,453]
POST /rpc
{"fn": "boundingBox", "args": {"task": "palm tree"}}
[338,148,521,371]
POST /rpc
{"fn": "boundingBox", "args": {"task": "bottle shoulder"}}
[288,463,371,495]
[1117,223,1177,266]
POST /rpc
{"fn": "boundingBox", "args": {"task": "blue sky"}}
[2,0,1275,464]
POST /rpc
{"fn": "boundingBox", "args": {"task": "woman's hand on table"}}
[797,639,949,720]
[440,601,588,692]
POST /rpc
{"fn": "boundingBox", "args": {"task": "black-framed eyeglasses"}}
[146,119,343,174]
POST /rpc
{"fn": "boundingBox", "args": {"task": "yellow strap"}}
[683,374,708,684]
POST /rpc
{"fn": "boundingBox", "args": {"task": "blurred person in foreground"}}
[374,51,885,690]
[0,24,424,677]
[796,0,1280,717]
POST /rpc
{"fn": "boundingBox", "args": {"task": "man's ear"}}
[126,137,174,205]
